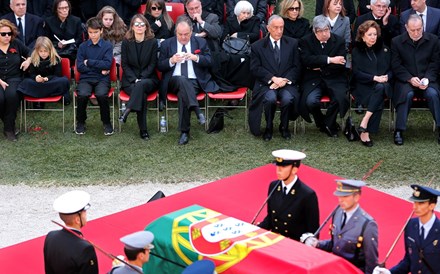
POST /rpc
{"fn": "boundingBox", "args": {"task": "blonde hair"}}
[280,0,305,18]
[31,36,61,67]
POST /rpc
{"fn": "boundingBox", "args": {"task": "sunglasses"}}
[0,32,12,36]
[133,22,146,27]
[151,6,162,11]
[288,7,300,11]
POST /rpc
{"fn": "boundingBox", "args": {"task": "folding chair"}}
[72,58,117,131]
[206,87,248,130]
[165,92,207,131]
[23,58,71,132]
[118,68,160,132]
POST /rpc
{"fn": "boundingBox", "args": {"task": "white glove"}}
[373,266,391,274]
[305,236,318,247]
[300,232,314,243]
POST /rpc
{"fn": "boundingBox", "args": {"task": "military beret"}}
[409,184,440,202]
[53,190,91,214]
[182,260,216,274]
[120,231,154,250]
[334,179,366,197]
[272,149,306,166]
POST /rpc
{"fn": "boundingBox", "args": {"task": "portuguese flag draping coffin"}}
[144,205,362,274]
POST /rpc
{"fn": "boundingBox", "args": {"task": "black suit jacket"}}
[226,0,267,22]
[121,38,159,89]
[43,229,98,274]
[391,32,440,105]
[248,35,301,135]
[158,36,219,93]
[222,16,260,43]
[45,15,84,49]
[259,178,320,241]
[1,12,45,48]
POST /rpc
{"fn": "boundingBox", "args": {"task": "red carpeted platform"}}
[0,164,435,273]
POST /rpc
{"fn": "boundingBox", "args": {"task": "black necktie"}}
[181,44,188,78]
[274,41,280,65]
[419,14,425,31]
[17,17,24,41]
[321,42,326,49]
[283,186,288,195]
[341,212,347,229]
[420,225,425,242]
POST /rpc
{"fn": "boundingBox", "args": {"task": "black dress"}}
[18,58,70,101]
[283,17,310,39]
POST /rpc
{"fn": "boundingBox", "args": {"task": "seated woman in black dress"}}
[352,20,392,147]
[45,0,83,64]
[144,0,175,43]
[18,36,70,105]
[279,0,310,39]
[119,14,159,140]
[222,0,260,43]
[0,19,31,141]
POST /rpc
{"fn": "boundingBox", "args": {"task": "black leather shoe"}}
[279,125,291,140]
[394,131,403,145]
[159,100,165,112]
[178,132,189,145]
[198,113,206,125]
[361,139,373,147]
[119,110,129,123]
[140,130,150,140]
[4,131,17,141]
[263,128,273,141]
[322,125,338,138]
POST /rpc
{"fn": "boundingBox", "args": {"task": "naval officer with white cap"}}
[258,149,320,241]
[374,185,440,274]
[109,231,155,274]
[302,179,378,274]
[43,190,98,274]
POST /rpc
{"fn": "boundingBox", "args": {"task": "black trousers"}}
[262,86,297,130]
[124,79,157,131]
[0,79,21,132]
[168,76,200,132]
[76,80,111,124]
[306,85,342,130]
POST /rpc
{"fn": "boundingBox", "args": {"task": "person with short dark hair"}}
[302,180,379,274]
[391,14,440,145]
[108,231,155,274]
[43,190,98,274]
[158,15,219,145]
[144,0,175,42]
[75,17,114,136]
[259,150,319,241]
[374,185,440,274]
[352,20,392,147]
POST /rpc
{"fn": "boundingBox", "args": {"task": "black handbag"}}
[222,35,251,55]
[343,116,360,141]
[207,108,232,134]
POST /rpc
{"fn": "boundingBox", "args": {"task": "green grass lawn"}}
[1,98,439,189]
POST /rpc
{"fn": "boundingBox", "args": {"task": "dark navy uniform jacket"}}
[391,217,440,274]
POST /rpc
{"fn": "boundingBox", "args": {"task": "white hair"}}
[234,0,254,17]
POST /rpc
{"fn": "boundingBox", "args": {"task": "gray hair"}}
[312,15,331,32]
[407,13,423,25]
[234,0,254,17]
[267,14,283,25]
[370,0,390,6]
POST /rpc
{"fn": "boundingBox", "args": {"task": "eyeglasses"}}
[0,32,12,36]
[151,6,162,11]
[57,6,69,10]
[315,28,330,33]
[133,22,146,27]
[288,7,300,11]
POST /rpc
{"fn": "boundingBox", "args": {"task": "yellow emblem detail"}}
[276,157,283,162]
[220,239,231,250]
[434,240,438,246]
[291,189,295,195]
[192,228,201,240]
[414,190,420,197]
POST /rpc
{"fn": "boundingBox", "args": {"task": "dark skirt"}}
[18,76,70,98]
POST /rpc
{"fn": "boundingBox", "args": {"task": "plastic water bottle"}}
[160,116,167,133]
[120,102,126,115]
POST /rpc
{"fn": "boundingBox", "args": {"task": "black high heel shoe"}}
[118,110,130,123]
[358,126,373,147]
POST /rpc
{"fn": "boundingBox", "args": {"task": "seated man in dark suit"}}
[391,14,440,145]
[1,0,45,49]
[354,0,400,47]
[299,15,349,137]
[249,14,301,141]
[399,0,440,36]
[158,15,219,145]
